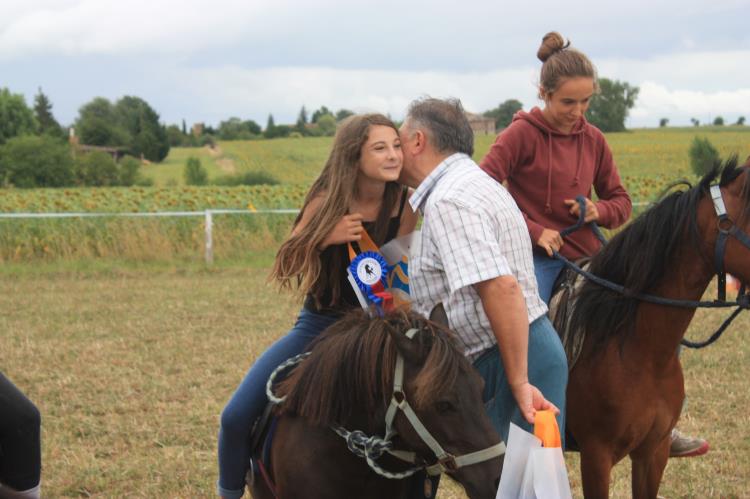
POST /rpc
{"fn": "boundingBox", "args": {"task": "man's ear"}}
[412,130,427,154]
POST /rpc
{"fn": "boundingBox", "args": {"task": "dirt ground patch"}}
[206,145,237,173]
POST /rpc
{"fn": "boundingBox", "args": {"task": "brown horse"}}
[247,307,505,499]
[562,157,750,498]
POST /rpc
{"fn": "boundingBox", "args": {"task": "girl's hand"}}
[537,228,563,257]
[320,213,364,249]
[564,197,599,223]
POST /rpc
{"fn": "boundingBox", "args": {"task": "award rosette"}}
[349,251,393,312]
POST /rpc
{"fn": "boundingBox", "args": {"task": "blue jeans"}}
[217,308,340,498]
[472,315,568,446]
[533,253,566,304]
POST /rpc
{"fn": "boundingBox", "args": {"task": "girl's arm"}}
[479,121,529,183]
[593,139,632,229]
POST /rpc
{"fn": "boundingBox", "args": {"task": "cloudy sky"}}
[1,0,748,129]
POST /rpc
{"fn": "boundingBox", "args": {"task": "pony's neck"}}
[634,212,717,361]
[346,404,388,435]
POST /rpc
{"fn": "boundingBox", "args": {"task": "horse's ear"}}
[429,303,449,328]
[388,326,425,365]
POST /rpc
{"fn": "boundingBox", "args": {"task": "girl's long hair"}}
[271,114,402,305]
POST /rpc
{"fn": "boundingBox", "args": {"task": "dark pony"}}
[564,156,750,498]
[278,310,460,428]
[248,309,503,499]
[569,156,749,350]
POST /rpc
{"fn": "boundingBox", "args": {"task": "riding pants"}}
[532,253,566,305]
[217,307,339,499]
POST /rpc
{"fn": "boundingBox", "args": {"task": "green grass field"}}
[146,146,225,186]
[144,126,750,189]
[2,268,748,497]
[1,126,748,264]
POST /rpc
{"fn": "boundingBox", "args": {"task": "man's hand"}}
[564,197,599,223]
[320,213,364,249]
[536,228,563,257]
[510,381,560,424]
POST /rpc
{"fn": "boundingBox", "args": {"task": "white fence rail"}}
[0,202,651,264]
[0,209,300,265]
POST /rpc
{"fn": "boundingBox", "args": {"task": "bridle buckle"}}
[438,454,459,472]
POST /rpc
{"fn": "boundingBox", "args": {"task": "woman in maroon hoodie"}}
[480,31,708,459]
[481,31,630,303]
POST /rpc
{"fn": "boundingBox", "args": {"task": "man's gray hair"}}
[404,97,474,156]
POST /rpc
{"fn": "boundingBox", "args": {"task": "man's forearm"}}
[475,275,529,387]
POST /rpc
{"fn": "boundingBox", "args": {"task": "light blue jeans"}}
[533,253,566,304]
[472,315,568,446]
[217,308,340,498]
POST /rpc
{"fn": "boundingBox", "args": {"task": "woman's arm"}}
[479,121,530,183]
[592,139,632,229]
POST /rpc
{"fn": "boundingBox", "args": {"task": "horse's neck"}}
[634,242,715,360]
[346,405,388,435]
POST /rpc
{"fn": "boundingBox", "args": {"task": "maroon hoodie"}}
[480,107,631,260]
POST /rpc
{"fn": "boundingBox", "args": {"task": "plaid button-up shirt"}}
[409,153,547,360]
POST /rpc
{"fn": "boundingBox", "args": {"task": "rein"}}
[265,328,505,479]
[554,194,750,349]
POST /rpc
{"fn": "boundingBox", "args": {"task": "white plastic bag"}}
[496,423,572,499]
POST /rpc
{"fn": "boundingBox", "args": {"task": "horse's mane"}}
[278,309,463,428]
[569,156,749,352]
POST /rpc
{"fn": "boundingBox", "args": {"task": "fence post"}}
[205,210,213,265]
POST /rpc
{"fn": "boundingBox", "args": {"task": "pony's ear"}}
[429,303,449,328]
[388,326,425,365]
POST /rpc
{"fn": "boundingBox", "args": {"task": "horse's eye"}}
[435,400,454,413]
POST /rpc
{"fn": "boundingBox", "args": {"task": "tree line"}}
[4,75,742,189]
[0,88,157,188]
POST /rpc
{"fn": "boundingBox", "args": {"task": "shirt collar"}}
[408,152,469,212]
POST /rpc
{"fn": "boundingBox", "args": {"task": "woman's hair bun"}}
[537,32,569,62]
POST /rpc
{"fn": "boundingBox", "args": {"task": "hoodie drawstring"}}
[573,133,582,186]
[545,130,553,214]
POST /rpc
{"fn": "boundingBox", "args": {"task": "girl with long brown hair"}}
[217,113,418,499]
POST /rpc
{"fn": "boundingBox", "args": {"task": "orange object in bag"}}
[534,410,562,448]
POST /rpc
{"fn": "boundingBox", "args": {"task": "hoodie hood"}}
[512,106,587,136]
[513,107,587,213]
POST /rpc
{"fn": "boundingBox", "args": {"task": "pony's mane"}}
[278,309,463,428]
[569,156,749,351]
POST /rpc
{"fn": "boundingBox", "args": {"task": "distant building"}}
[68,127,127,161]
[192,123,204,137]
[465,112,495,135]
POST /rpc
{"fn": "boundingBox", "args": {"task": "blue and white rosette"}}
[349,251,390,307]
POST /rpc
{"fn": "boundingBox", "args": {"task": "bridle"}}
[709,184,750,302]
[267,328,505,480]
[553,187,750,348]
[376,328,506,477]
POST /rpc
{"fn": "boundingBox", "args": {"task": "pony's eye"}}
[435,400,454,413]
